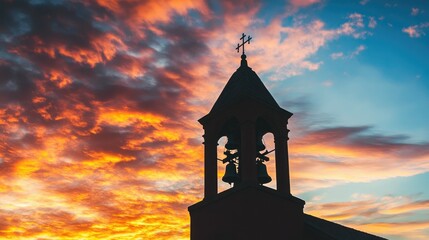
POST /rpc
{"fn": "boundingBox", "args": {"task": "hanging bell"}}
[222,162,239,184]
[257,161,271,185]
[225,133,240,150]
[256,132,266,152]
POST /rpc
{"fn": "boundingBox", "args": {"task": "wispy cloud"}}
[330,45,365,60]
[211,15,369,80]
[381,200,429,215]
[306,194,429,239]
[289,124,429,193]
[341,13,372,39]
[349,13,365,28]
[330,52,344,59]
[351,44,366,57]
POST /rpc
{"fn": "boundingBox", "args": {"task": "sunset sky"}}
[1,0,428,239]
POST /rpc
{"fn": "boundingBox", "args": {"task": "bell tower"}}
[189,34,305,240]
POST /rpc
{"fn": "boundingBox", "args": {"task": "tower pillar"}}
[203,130,217,199]
[274,129,291,194]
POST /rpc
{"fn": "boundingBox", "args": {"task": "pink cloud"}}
[330,45,365,60]
[340,13,371,39]
[349,13,364,28]
[351,44,366,57]
[402,23,429,38]
[403,25,420,37]
[290,0,321,7]
[206,13,364,81]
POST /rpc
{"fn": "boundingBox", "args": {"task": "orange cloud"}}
[381,200,429,215]
[305,195,429,239]
[353,221,429,238]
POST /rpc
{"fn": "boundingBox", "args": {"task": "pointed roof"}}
[209,55,285,115]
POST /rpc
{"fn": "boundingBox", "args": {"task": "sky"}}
[0,0,428,239]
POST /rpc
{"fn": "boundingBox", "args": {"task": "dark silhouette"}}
[236,33,252,55]
[188,34,387,240]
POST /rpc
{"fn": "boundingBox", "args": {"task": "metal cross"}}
[236,33,252,55]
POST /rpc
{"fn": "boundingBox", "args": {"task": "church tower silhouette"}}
[188,34,387,240]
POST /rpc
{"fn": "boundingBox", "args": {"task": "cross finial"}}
[236,33,252,56]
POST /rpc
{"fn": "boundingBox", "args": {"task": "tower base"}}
[188,184,305,240]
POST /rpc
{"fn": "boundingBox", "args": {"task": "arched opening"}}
[261,132,276,190]
[217,136,230,192]
[255,117,276,189]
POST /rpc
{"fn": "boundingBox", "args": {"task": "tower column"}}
[274,129,291,194]
[203,132,217,199]
[239,120,258,185]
